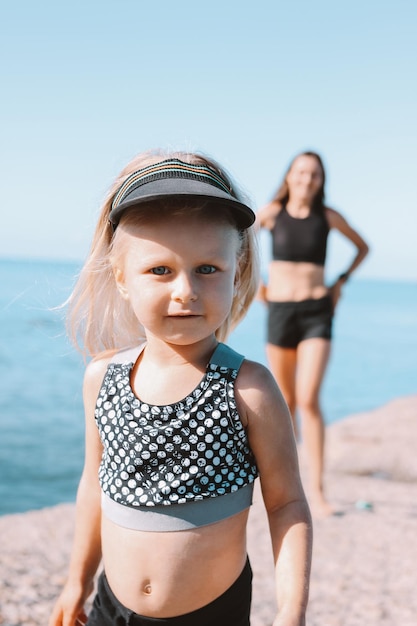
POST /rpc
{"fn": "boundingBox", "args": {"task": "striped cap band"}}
[108,158,255,230]
[111,159,234,213]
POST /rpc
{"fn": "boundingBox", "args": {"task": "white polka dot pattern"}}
[95,358,258,508]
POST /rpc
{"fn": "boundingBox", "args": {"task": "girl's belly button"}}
[143,582,152,595]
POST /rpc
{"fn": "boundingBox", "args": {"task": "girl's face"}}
[286,155,323,204]
[114,211,240,347]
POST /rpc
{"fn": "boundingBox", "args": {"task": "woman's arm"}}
[49,357,109,626]
[255,202,283,302]
[326,207,369,280]
[326,208,370,308]
[256,201,282,231]
[236,361,312,626]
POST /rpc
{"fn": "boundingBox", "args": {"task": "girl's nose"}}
[171,274,198,303]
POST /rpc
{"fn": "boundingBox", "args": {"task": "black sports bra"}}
[271,205,329,266]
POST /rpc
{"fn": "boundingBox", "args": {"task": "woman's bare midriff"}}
[266,261,329,302]
[101,508,250,617]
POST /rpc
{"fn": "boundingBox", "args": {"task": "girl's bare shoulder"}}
[234,359,297,489]
[83,350,117,394]
[235,358,288,416]
[83,344,144,389]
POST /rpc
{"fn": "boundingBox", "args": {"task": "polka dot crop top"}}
[95,342,259,531]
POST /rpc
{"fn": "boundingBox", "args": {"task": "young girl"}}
[49,151,312,626]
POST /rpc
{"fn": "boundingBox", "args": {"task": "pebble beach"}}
[1,395,416,626]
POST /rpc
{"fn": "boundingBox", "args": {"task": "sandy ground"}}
[1,395,416,626]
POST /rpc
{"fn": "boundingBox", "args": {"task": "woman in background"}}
[257,151,369,517]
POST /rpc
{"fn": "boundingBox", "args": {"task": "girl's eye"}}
[150,266,169,275]
[197,265,216,275]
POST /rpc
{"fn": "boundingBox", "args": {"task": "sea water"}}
[1,258,416,515]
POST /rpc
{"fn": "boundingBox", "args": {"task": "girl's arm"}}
[49,357,109,626]
[237,361,312,626]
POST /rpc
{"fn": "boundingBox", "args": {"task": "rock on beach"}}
[1,395,416,626]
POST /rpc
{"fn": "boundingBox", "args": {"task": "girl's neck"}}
[141,335,219,369]
[131,336,219,406]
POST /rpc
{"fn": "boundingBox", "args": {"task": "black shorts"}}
[267,295,333,348]
[87,559,252,626]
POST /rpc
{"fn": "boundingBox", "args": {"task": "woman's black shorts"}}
[87,558,252,626]
[267,295,333,348]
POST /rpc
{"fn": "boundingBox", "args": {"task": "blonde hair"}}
[67,149,259,358]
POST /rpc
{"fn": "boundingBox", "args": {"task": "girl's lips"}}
[168,313,201,318]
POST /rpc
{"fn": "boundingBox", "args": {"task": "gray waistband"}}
[101,483,255,532]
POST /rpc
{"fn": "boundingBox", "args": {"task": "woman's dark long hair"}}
[272,151,326,213]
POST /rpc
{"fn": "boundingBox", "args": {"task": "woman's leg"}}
[265,343,298,434]
[295,337,332,517]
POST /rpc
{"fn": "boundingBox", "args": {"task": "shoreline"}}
[1,394,416,625]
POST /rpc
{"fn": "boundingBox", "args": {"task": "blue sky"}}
[1,0,416,281]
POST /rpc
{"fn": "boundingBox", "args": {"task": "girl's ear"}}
[114,267,129,300]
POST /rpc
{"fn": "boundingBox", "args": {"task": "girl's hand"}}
[48,579,93,626]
